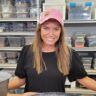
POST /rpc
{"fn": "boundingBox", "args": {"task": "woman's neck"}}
[42,44,56,52]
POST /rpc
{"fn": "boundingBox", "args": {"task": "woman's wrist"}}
[7,93,23,96]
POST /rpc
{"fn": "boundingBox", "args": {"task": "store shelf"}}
[0,32,35,36]
[0,18,37,22]
[0,47,22,51]
[64,19,96,24]
[73,47,96,52]
[65,88,96,94]
[0,47,96,52]
[0,64,16,69]
[86,69,96,75]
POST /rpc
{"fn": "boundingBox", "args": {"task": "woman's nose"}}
[48,29,54,35]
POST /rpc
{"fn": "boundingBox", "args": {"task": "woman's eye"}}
[43,27,49,30]
[54,28,60,31]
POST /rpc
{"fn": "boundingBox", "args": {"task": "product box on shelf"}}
[26,22,37,32]
[65,36,72,47]
[15,0,29,18]
[85,34,96,47]
[0,27,4,32]
[5,51,19,64]
[7,58,17,64]
[93,58,96,69]
[0,37,5,47]
[5,52,18,59]
[0,4,2,18]
[11,22,25,32]
[25,36,34,45]
[82,57,92,69]
[1,5,14,18]
[0,52,6,64]
[94,8,96,20]
[67,2,93,20]
[72,33,85,48]
[0,0,14,18]
[29,7,37,19]
[6,36,25,47]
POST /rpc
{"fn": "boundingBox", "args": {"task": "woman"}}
[7,9,96,96]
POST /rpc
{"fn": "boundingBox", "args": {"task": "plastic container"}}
[29,7,37,19]
[0,27,4,32]
[0,71,11,96]
[0,4,2,18]
[74,34,85,48]
[5,52,17,59]
[0,52,6,64]
[15,0,29,18]
[29,0,37,7]
[7,37,22,47]
[93,58,96,69]
[1,23,9,32]
[25,36,34,45]
[67,2,93,20]
[65,36,72,47]
[86,34,96,47]
[1,0,13,18]
[7,58,17,64]
[0,37,5,47]
[26,22,36,32]
[1,7,13,18]
[12,22,25,32]
[16,12,29,18]
[82,57,92,69]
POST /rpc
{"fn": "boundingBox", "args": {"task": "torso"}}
[24,49,66,92]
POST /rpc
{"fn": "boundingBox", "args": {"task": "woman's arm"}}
[77,76,96,91]
[7,92,38,96]
[8,76,25,90]
[7,93,23,96]
[8,76,38,96]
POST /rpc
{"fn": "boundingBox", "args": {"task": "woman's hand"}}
[7,92,38,96]
[23,92,38,96]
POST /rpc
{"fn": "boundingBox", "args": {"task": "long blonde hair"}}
[33,24,71,75]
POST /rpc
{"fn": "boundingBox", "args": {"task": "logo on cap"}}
[44,11,49,17]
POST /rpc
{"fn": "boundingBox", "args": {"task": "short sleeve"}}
[15,45,29,78]
[68,50,88,82]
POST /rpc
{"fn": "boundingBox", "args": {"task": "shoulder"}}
[70,48,80,58]
[70,48,83,67]
[22,44,32,52]
[22,44,32,50]
[69,48,82,66]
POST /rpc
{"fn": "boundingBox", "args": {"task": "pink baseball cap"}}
[39,9,63,25]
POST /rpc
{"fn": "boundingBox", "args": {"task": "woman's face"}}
[41,19,61,46]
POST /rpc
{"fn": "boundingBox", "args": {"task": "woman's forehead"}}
[41,19,61,26]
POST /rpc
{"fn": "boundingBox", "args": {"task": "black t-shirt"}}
[15,45,87,92]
